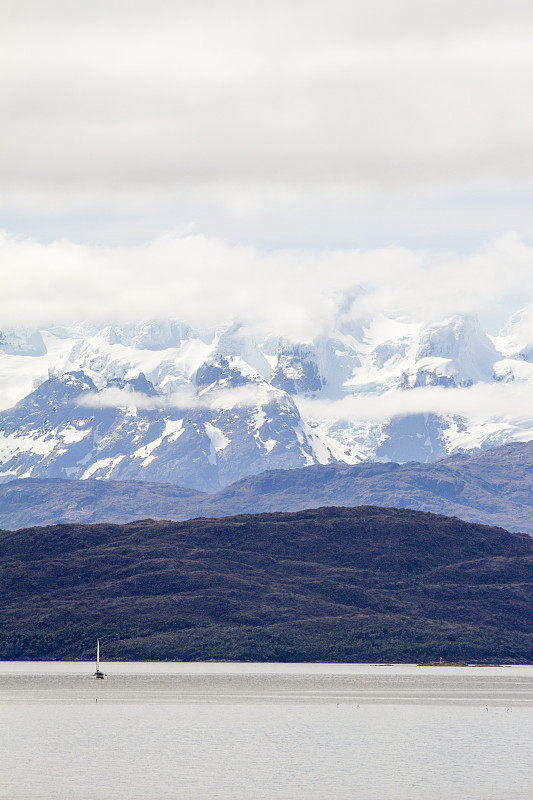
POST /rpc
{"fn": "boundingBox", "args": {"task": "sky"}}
[2,0,533,335]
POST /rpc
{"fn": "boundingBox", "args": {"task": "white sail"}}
[93,639,106,678]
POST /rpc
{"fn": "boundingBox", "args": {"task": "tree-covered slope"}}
[1,506,532,663]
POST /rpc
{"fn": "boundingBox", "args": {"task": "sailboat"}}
[93,639,107,679]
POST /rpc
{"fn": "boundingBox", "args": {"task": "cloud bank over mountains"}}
[1,229,532,339]
[78,379,533,428]
[297,382,533,425]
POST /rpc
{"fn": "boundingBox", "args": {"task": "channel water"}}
[1,662,532,799]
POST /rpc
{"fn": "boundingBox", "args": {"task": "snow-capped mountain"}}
[0,311,532,490]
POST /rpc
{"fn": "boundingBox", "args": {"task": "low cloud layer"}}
[1,229,532,339]
[297,382,533,424]
[77,383,276,412]
[76,378,533,433]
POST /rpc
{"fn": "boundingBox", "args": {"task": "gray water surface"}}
[1,662,532,800]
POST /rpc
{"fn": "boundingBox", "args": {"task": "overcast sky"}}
[2,0,533,332]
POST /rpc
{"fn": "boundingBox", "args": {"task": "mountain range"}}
[2,314,531,665]
[0,311,532,492]
[0,439,531,533]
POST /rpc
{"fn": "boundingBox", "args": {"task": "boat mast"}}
[96,639,100,671]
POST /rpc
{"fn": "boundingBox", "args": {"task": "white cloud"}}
[0,229,532,337]
[297,381,533,424]
[76,366,533,430]
[77,382,277,411]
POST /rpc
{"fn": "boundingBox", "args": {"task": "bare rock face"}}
[0,328,47,357]
[270,342,324,394]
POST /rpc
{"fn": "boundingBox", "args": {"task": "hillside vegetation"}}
[1,506,532,663]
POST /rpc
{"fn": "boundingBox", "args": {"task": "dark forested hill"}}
[0,440,532,532]
[1,506,532,663]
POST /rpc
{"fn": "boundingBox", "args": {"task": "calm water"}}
[1,662,532,800]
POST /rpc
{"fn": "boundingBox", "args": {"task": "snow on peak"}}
[413,315,498,386]
[498,305,533,361]
[0,312,531,485]
[105,320,189,350]
[209,323,274,381]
